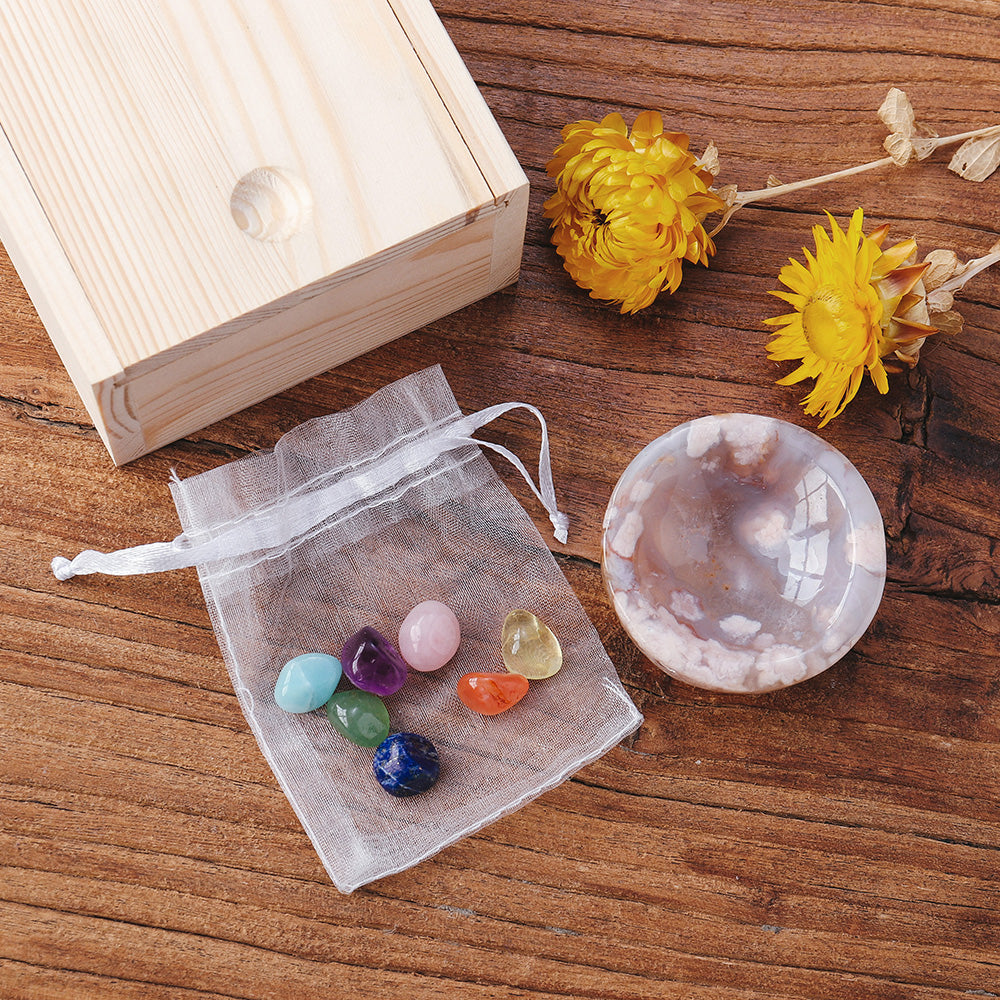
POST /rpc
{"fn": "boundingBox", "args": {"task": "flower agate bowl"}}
[602,413,887,693]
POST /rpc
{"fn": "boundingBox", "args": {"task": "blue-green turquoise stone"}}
[274,653,342,713]
[325,689,391,748]
[373,732,440,797]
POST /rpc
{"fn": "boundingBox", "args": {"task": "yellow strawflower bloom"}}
[544,111,726,313]
[766,208,937,426]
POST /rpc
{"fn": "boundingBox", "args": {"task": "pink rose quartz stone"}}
[602,414,886,693]
[398,600,462,672]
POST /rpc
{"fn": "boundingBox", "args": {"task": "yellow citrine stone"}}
[501,609,562,679]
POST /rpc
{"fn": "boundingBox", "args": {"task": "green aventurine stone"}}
[325,689,391,748]
[501,609,563,679]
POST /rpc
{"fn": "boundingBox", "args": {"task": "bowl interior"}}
[601,414,886,693]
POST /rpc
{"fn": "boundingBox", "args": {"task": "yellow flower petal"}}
[871,237,918,277]
[869,358,890,394]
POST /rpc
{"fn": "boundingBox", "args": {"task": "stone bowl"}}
[601,413,886,693]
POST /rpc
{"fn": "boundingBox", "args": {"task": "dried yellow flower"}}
[765,209,939,426]
[543,111,726,312]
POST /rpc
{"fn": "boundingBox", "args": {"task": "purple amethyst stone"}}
[340,626,408,696]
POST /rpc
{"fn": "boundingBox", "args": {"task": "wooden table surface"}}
[3,2,999,997]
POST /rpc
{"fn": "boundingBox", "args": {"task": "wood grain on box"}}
[0,0,528,463]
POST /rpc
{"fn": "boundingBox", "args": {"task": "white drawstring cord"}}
[51,401,569,580]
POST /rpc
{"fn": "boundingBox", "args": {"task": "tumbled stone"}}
[457,671,529,715]
[602,413,887,693]
[373,732,440,797]
[398,600,461,672]
[341,626,408,696]
[273,652,342,713]
[501,609,562,679]
[325,689,391,748]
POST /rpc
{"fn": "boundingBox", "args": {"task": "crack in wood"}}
[0,393,94,433]
[899,367,933,450]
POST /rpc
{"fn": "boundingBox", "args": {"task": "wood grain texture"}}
[2,1,999,997]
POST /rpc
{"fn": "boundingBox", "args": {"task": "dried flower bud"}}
[765,174,783,188]
[878,89,940,164]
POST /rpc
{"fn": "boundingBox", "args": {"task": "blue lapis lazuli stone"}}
[274,653,343,713]
[373,732,440,797]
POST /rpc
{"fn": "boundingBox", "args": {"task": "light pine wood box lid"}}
[0,0,528,463]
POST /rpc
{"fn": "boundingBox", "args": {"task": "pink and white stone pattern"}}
[398,600,462,672]
[602,414,887,693]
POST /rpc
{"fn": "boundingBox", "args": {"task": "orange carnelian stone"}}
[457,671,529,715]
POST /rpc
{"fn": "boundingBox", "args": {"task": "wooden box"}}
[0,0,528,464]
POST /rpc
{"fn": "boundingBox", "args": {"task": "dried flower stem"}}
[735,156,894,208]
[709,124,1000,235]
[939,250,1000,293]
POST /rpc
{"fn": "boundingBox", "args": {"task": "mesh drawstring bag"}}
[53,365,642,892]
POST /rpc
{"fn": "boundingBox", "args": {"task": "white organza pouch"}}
[53,366,642,892]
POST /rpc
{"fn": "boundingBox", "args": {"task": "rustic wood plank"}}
[2,0,1000,997]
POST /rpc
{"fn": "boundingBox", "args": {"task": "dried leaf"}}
[927,309,964,337]
[898,297,929,327]
[891,343,925,366]
[921,249,960,290]
[911,136,939,160]
[883,132,914,166]
[878,88,916,137]
[926,287,955,313]
[697,141,720,177]
[948,132,1000,182]
[765,174,783,188]
[713,183,739,207]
